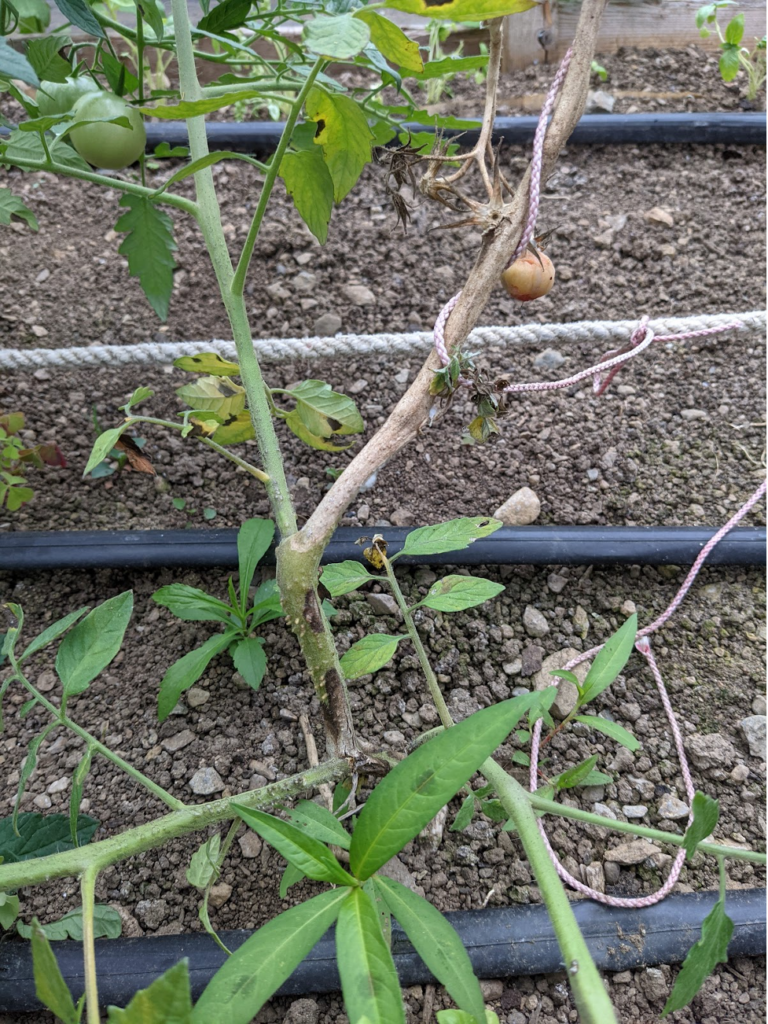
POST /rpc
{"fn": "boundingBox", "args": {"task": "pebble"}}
[657,795,690,820]
[365,593,401,618]
[394,367,409,384]
[604,839,659,865]
[135,898,168,930]
[31,324,48,337]
[584,861,605,893]
[238,832,263,859]
[36,671,57,693]
[628,775,654,801]
[390,507,415,526]
[612,971,632,984]
[752,695,767,716]
[680,408,708,421]
[512,685,531,697]
[343,284,376,306]
[312,312,342,336]
[687,732,736,770]
[586,468,599,481]
[291,271,316,293]
[504,660,523,676]
[189,767,225,795]
[593,802,617,820]
[47,777,69,794]
[493,487,541,526]
[33,794,52,810]
[383,730,405,747]
[348,379,368,394]
[639,967,669,1003]
[480,979,504,999]
[547,573,567,594]
[520,645,543,676]
[585,88,615,113]
[622,804,648,819]
[284,998,320,1024]
[533,348,565,371]
[532,648,589,720]
[187,687,210,708]
[161,729,195,753]
[620,599,637,616]
[523,606,549,638]
[644,206,674,227]
[739,716,766,759]
[572,605,589,637]
[35,268,50,283]
[208,883,233,908]
[729,763,750,784]
[592,229,614,249]
[604,861,621,885]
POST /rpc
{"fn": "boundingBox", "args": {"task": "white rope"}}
[0,310,764,372]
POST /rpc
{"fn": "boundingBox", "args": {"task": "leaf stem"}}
[230,57,324,298]
[80,865,100,1024]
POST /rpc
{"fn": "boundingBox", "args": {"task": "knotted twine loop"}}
[529,477,767,908]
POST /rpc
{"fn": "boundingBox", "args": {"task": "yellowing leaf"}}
[354,11,423,73]
[212,411,255,445]
[280,148,334,244]
[305,88,373,203]
[174,352,241,376]
[284,410,353,452]
[176,375,246,420]
[386,0,537,18]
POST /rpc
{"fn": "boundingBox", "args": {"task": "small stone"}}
[135,898,168,930]
[313,312,342,336]
[394,367,409,384]
[573,605,589,638]
[295,253,313,266]
[680,408,708,421]
[657,795,690,820]
[608,746,635,772]
[31,324,48,337]
[520,645,543,676]
[249,774,268,789]
[622,804,648,819]
[35,269,50,283]
[729,763,750,784]
[639,967,669,1003]
[752,695,767,716]
[547,573,568,594]
[47,777,69,795]
[187,687,210,708]
[33,794,52,810]
[480,979,504,999]
[593,229,614,249]
[644,207,674,227]
[604,861,621,885]
[379,855,425,896]
[356,503,370,520]
[284,997,320,1024]
[659,244,677,257]
[433,265,455,285]
[238,832,263,859]
[161,729,195,753]
[265,282,290,303]
[390,507,415,527]
[523,606,549,638]
[36,671,57,693]
[586,467,599,481]
[494,487,541,526]
[533,648,589,720]
[628,776,655,802]
[291,271,317,293]
[208,883,233,908]
[348,379,368,394]
[613,970,632,984]
[504,660,523,676]
[343,284,376,306]
[584,861,605,893]
[365,593,401,618]
[383,730,406,747]
[111,904,143,937]
[507,1012,526,1024]
[585,88,615,113]
[620,600,637,616]
[739,716,766,759]
[189,767,225,795]
[687,732,736,770]
[533,348,565,371]
[593,802,617,820]
[605,839,660,865]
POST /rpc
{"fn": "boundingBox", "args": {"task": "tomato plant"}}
[69,91,146,170]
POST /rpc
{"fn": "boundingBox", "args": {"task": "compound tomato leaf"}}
[107,960,192,1023]
[0,812,99,863]
[176,376,246,420]
[115,195,178,321]
[280,148,334,244]
[20,606,89,662]
[284,409,353,452]
[305,88,373,203]
[25,36,71,84]
[197,0,251,35]
[192,888,348,1024]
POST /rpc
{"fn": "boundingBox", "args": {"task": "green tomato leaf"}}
[232,638,267,691]
[69,744,93,846]
[0,893,20,930]
[100,52,140,97]
[682,792,718,861]
[153,584,235,624]
[233,805,356,886]
[83,425,130,477]
[31,921,79,1024]
[107,960,193,1023]
[398,516,502,559]
[719,43,742,80]
[420,575,505,613]
[662,898,734,1015]
[450,792,475,832]
[153,151,264,197]
[350,689,554,879]
[176,375,246,419]
[288,379,364,436]
[192,888,348,1024]
[336,887,404,1024]
[52,0,105,38]
[157,632,233,721]
[376,876,485,1023]
[0,187,38,231]
[285,799,351,850]
[186,834,221,889]
[340,633,403,680]
[173,351,240,376]
[197,0,251,34]
[19,606,89,662]
[284,409,353,451]
[114,195,177,321]
[55,591,133,697]
[139,92,268,119]
[19,905,122,940]
[303,13,370,59]
[305,87,373,202]
[574,715,640,753]
[25,36,71,85]
[0,812,98,862]
[354,10,423,72]
[0,37,40,86]
[237,517,274,600]
[409,55,488,80]
[280,148,334,245]
[385,0,536,17]
[1,127,90,171]
[320,560,376,597]
[579,614,637,706]
[9,0,50,33]
[122,386,154,412]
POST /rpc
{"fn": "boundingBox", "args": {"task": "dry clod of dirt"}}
[494,486,541,525]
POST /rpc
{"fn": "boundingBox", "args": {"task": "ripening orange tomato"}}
[501,251,555,301]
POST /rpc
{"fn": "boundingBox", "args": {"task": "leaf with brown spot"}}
[115,436,155,475]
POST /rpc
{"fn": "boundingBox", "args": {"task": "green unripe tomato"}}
[36,76,99,117]
[70,91,146,170]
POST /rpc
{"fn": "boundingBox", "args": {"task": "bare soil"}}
[0,45,765,1024]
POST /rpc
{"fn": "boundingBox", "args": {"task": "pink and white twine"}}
[431,49,767,905]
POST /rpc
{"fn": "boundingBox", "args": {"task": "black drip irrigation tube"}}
[141,112,767,152]
[0,889,764,1012]
[0,525,764,573]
